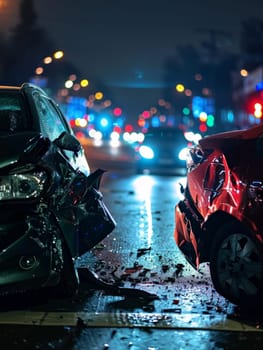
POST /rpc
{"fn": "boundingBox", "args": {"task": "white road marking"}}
[0,311,261,332]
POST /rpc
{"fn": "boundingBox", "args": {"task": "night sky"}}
[1,0,263,117]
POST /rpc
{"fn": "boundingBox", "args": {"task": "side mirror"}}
[53,132,82,153]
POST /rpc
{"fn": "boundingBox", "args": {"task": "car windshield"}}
[0,91,27,133]
[144,129,186,143]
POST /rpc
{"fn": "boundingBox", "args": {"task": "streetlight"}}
[0,1,7,9]
[53,50,64,60]
[33,50,65,81]
[31,49,66,92]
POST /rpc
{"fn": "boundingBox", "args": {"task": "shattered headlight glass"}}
[0,172,47,200]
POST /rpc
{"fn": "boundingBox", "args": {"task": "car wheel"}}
[210,222,263,307]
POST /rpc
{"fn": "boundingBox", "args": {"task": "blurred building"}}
[232,65,263,129]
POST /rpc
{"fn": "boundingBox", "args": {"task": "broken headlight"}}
[0,172,47,200]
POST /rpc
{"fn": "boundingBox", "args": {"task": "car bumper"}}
[0,231,56,294]
[174,200,199,268]
[0,205,60,294]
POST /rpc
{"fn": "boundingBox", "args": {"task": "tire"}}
[210,222,263,307]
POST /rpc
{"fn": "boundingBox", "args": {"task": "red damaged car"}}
[174,123,263,307]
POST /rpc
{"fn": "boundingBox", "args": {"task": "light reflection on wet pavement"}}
[73,172,263,333]
[1,171,263,349]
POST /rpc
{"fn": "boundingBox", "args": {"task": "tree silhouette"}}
[0,0,85,97]
[1,0,56,84]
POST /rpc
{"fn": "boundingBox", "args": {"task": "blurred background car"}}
[135,127,190,175]
[174,123,263,307]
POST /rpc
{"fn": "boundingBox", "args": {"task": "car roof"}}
[0,83,48,96]
[0,85,20,90]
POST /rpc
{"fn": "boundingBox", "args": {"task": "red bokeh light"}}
[69,119,75,127]
[142,110,150,118]
[199,123,207,133]
[113,107,122,116]
[113,125,122,133]
[125,124,133,132]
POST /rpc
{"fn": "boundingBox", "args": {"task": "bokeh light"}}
[43,56,52,64]
[95,92,103,100]
[53,50,64,59]
[80,79,89,87]
[176,84,185,92]
[35,67,44,75]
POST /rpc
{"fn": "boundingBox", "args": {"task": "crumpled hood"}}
[0,132,40,170]
[199,123,263,149]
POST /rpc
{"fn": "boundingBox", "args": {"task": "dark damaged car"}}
[0,83,115,297]
[174,124,263,307]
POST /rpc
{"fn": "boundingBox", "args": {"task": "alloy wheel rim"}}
[216,233,263,299]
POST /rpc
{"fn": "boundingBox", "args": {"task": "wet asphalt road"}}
[1,145,263,349]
